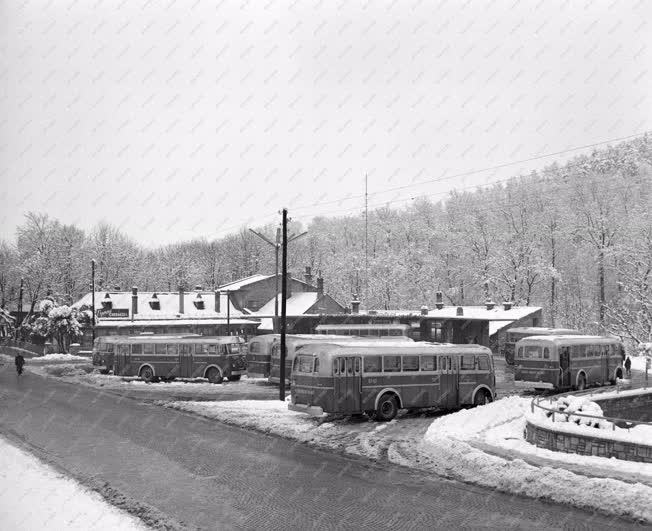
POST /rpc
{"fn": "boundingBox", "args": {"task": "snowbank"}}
[163,397,652,522]
[31,353,92,363]
[0,436,146,530]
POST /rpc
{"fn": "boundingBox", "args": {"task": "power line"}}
[289,129,652,213]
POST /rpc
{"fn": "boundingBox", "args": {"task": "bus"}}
[514,335,625,391]
[315,323,411,339]
[92,335,247,383]
[246,334,279,378]
[502,327,580,365]
[288,342,496,421]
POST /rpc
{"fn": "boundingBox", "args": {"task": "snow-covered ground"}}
[163,397,652,522]
[0,436,147,530]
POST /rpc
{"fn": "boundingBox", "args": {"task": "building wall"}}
[229,277,314,311]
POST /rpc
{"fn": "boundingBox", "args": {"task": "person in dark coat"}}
[14,353,25,376]
[624,356,632,378]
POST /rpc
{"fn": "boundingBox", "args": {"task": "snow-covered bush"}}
[46,305,83,354]
[545,396,613,430]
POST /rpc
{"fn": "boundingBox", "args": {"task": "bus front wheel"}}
[474,390,492,406]
[206,367,223,384]
[374,394,398,422]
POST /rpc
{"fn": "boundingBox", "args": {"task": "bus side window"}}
[517,347,523,359]
[314,358,320,373]
[420,356,436,371]
[364,356,381,373]
[543,347,549,359]
[168,344,179,355]
[440,356,447,371]
[155,343,166,355]
[333,359,339,375]
[383,355,401,372]
[119,344,129,355]
[143,343,154,355]
[403,355,419,371]
[354,358,360,374]
[250,342,259,354]
[132,344,142,354]
[339,358,346,374]
[460,356,475,370]
[477,355,490,371]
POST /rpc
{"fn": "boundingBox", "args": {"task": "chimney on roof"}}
[317,274,324,297]
[456,306,464,316]
[304,266,313,287]
[214,290,221,313]
[102,293,112,309]
[351,296,360,314]
[195,285,203,291]
[503,301,513,311]
[421,305,429,316]
[179,286,185,314]
[149,293,160,310]
[113,286,120,291]
[131,287,138,317]
[435,291,444,310]
[485,299,495,310]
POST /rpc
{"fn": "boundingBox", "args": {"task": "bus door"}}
[600,345,609,384]
[440,356,458,409]
[334,357,361,413]
[179,344,193,378]
[115,344,130,375]
[560,347,571,388]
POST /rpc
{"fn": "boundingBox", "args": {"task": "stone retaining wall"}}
[525,420,652,463]
[594,391,652,419]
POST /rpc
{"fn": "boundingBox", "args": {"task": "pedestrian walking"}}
[14,353,25,376]
[624,356,631,378]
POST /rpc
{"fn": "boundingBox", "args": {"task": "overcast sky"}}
[1,0,650,246]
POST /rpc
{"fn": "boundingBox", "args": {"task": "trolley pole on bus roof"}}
[279,208,288,401]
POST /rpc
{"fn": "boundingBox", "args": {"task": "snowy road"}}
[0,364,638,530]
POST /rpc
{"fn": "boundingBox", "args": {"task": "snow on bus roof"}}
[95,318,260,328]
[517,334,620,343]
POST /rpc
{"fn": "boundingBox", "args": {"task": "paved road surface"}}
[0,364,640,530]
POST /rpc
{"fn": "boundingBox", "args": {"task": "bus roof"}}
[516,335,620,345]
[94,335,243,344]
[294,342,491,359]
[314,323,410,331]
[507,327,580,335]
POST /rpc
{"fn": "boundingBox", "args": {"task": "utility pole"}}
[91,259,96,343]
[365,173,368,309]
[280,208,288,401]
[226,290,231,335]
[17,278,23,340]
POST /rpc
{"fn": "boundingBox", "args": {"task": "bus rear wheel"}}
[139,366,154,383]
[206,367,223,384]
[577,374,587,391]
[374,394,398,422]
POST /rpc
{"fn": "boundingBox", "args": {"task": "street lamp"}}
[249,227,307,319]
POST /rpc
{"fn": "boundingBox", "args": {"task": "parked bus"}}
[288,342,496,421]
[315,323,411,339]
[92,335,247,383]
[502,327,580,365]
[514,335,625,391]
[246,334,279,378]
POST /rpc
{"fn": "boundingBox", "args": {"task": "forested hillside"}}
[1,135,651,343]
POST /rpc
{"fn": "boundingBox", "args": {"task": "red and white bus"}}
[514,335,625,391]
[93,335,247,383]
[502,327,580,365]
[288,342,496,421]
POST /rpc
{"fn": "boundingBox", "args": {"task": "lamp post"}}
[91,259,96,343]
[249,226,307,323]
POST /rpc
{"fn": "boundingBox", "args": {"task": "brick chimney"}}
[179,286,185,314]
[420,305,429,316]
[214,290,221,313]
[435,291,444,310]
[485,299,495,310]
[351,296,360,314]
[131,286,138,317]
[456,306,464,316]
[503,301,513,311]
[304,266,313,287]
[317,275,324,297]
